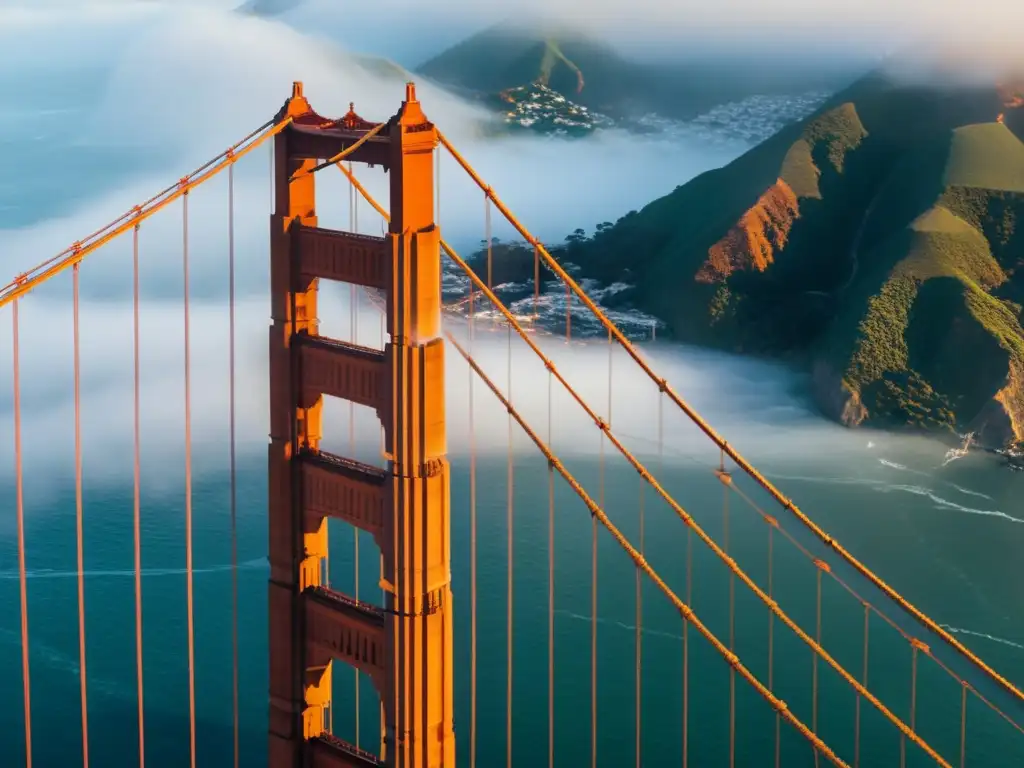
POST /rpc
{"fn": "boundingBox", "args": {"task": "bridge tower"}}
[267,82,454,768]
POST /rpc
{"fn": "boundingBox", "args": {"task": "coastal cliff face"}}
[565,70,1024,449]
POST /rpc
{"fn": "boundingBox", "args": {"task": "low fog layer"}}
[0,282,911,493]
[246,0,1023,74]
[0,0,1002,495]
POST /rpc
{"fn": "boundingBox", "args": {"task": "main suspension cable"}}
[434,129,1024,711]
[183,192,197,768]
[73,263,90,768]
[338,164,951,765]
[132,221,146,768]
[13,298,32,768]
[3,120,289,310]
[446,331,851,768]
[729,472,1024,743]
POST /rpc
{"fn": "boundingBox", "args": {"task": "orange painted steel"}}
[434,129,1024,711]
[267,84,332,768]
[183,190,198,768]
[12,300,32,768]
[338,167,949,766]
[445,331,850,768]
[683,528,692,768]
[546,370,555,768]
[469,330,479,768]
[0,119,290,309]
[380,83,455,768]
[505,323,515,768]
[228,162,241,768]
[270,82,454,768]
[73,264,90,768]
[132,223,146,767]
[294,119,387,179]
[445,245,948,765]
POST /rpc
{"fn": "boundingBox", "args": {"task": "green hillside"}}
[944,122,1024,192]
[561,70,1024,449]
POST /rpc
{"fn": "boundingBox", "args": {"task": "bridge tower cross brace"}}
[267,82,454,768]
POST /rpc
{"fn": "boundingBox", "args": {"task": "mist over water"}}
[1,3,1023,767]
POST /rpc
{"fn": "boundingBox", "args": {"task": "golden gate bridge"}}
[1,82,1022,767]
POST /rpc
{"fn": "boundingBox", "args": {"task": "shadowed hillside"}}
[555,68,1024,450]
[416,20,854,123]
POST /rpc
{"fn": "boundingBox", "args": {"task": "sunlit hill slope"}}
[569,72,1024,449]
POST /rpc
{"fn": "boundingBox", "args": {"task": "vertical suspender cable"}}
[959,683,967,768]
[506,322,514,768]
[183,191,197,768]
[547,370,555,768]
[625,342,642,768]
[591,331,607,768]
[469,268,478,768]
[590,487,597,768]
[73,263,90,768]
[724,451,734,768]
[768,524,778,768]
[813,566,822,768]
[683,524,691,768]
[132,222,146,768]
[904,641,920,768]
[13,299,32,768]
[636,468,643,768]
[856,604,869,768]
[228,164,240,768]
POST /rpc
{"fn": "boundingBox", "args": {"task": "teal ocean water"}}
[1,420,1022,767]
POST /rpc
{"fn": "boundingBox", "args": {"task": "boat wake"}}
[939,624,1024,652]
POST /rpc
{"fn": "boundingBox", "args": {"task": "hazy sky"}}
[248,0,1024,69]
[6,0,1023,69]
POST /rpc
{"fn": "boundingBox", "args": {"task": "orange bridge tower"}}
[267,82,454,768]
